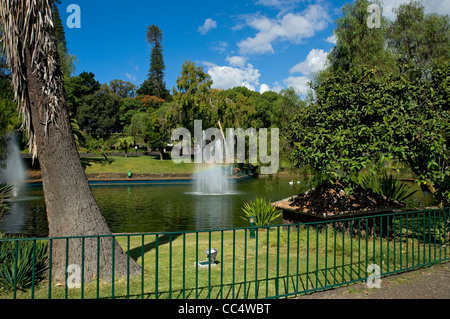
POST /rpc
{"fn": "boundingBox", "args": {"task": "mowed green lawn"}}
[83,155,196,175]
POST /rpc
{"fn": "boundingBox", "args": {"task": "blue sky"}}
[58,0,450,96]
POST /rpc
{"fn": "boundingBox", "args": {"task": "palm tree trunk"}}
[1,0,141,283]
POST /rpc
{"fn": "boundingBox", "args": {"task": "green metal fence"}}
[0,208,448,299]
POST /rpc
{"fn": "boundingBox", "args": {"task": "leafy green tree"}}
[327,0,395,75]
[137,25,169,99]
[127,112,151,143]
[173,61,213,132]
[386,1,450,71]
[76,84,123,139]
[289,62,449,206]
[115,136,135,158]
[109,79,137,98]
[143,112,169,160]
[119,96,145,129]
[65,71,101,117]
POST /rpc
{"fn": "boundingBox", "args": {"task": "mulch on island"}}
[275,179,405,217]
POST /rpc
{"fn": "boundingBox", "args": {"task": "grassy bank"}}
[84,156,196,175]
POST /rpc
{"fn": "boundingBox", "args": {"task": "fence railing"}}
[0,208,448,299]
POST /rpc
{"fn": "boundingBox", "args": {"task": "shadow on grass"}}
[81,157,115,169]
[127,233,183,262]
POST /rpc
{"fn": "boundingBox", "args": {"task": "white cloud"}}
[198,18,217,35]
[284,48,328,95]
[289,49,328,76]
[326,34,336,45]
[284,76,311,95]
[226,56,248,68]
[237,4,330,55]
[259,83,271,93]
[204,58,261,91]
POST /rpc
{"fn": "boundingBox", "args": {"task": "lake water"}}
[1,176,437,235]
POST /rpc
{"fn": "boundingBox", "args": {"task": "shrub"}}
[241,197,282,226]
[0,237,48,292]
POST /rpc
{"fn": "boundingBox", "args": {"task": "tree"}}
[51,1,76,79]
[173,61,213,132]
[0,0,140,282]
[386,1,450,72]
[64,71,101,118]
[137,25,169,99]
[289,62,449,206]
[115,136,135,158]
[143,112,169,160]
[327,0,395,75]
[76,84,123,139]
[127,112,151,143]
[109,79,137,98]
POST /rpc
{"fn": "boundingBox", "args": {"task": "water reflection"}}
[0,177,437,235]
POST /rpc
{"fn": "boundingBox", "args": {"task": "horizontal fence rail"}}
[0,208,448,299]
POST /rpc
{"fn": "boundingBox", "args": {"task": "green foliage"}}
[241,197,282,226]
[289,62,449,206]
[64,72,101,118]
[328,0,395,75]
[173,61,213,132]
[0,79,19,165]
[0,237,48,292]
[386,1,450,70]
[85,135,112,162]
[0,181,12,217]
[359,173,417,203]
[115,136,135,156]
[143,112,169,160]
[109,79,137,99]
[76,84,123,139]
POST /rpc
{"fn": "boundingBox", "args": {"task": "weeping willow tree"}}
[0,0,140,283]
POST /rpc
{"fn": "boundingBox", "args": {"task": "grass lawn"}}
[82,155,196,175]
[4,222,445,300]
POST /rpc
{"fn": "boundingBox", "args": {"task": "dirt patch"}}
[275,179,404,217]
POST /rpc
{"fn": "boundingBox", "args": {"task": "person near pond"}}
[128,170,132,178]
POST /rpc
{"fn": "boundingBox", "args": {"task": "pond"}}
[1,176,437,235]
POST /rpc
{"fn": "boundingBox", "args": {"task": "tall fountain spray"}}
[193,136,233,195]
[0,134,26,198]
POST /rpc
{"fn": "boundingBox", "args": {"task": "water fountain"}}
[192,136,234,195]
[0,134,30,234]
[0,134,26,198]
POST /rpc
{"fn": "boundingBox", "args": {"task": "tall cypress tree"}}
[137,25,169,100]
[51,0,76,79]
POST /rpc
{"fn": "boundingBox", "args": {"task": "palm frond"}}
[0,0,62,159]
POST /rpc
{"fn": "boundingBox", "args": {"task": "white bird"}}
[289,180,294,185]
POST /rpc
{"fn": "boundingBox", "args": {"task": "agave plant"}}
[360,173,417,203]
[0,237,48,291]
[241,197,282,226]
